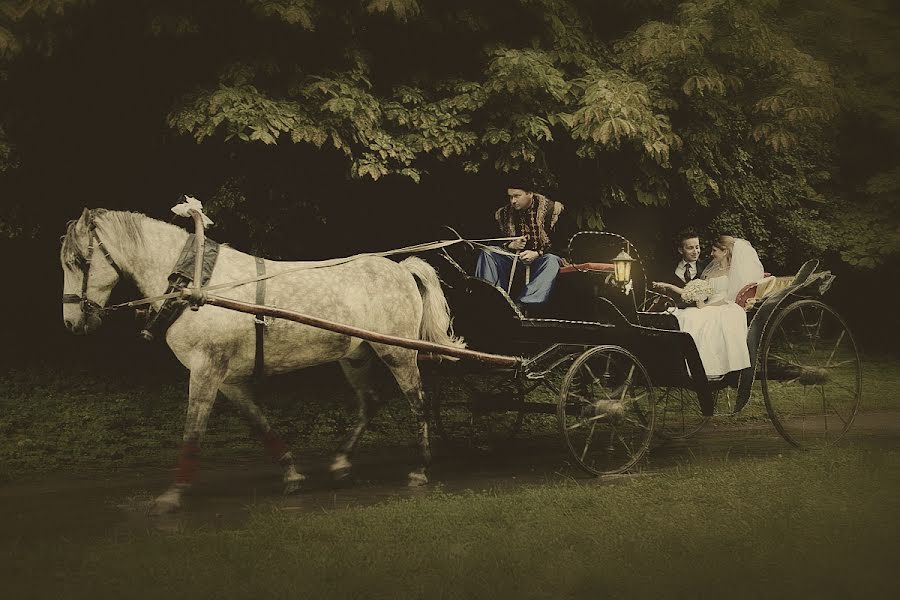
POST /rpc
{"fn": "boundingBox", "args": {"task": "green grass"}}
[0,360,418,482]
[3,448,898,599]
[0,355,897,481]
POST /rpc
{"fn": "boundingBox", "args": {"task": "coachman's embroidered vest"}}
[494,194,564,254]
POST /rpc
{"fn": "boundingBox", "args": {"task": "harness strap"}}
[254,256,267,380]
[62,210,123,315]
[108,236,470,311]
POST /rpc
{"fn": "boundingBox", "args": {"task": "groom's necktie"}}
[684,263,693,282]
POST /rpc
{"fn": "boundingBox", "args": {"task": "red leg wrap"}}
[262,430,289,463]
[175,441,201,485]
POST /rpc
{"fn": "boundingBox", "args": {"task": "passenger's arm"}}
[653,281,684,295]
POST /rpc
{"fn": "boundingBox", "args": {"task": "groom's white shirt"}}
[675,260,698,283]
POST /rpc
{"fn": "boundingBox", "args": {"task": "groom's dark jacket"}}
[661,258,710,309]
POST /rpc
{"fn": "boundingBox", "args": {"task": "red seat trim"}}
[735,274,771,308]
[560,262,615,274]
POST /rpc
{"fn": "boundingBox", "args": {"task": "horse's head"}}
[60,208,123,334]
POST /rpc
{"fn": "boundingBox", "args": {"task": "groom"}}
[661,228,709,308]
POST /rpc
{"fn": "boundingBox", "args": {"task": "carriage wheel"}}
[558,346,655,476]
[760,300,861,449]
[654,387,708,441]
[427,372,525,449]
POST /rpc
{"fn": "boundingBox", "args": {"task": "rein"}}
[64,211,519,316]
[61,210,124,317]
[103,236,484,312]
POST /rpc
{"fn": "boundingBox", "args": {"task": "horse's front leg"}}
[219,382,305,494]
[151,356,226,515]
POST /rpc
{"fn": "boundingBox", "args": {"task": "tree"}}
[0,0,896,270]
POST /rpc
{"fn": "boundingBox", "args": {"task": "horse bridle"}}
[62,210,124,317]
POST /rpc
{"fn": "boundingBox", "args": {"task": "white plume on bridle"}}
[171,196,214,228]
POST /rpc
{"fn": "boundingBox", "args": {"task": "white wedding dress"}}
[674,238,764,379]
[675,275,750,378]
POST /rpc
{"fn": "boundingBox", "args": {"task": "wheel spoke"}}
[799,306,823,358]
[623,416,651,431]
[615,431,635,457]
[567,414,609,431]
[582,363,601,387]
[777,323,801,362]
[625,392,648,406]
[618,366,636,402]
[833,382,860,396]
[825,330,847,368]
[825,359,855,369]
[768,352,803,368]
[813,307,825,344]
[580,423,598,461]
[824,396,849,427]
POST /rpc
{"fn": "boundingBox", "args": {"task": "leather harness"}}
[254,256,268,380]
[64,210,270,380]
[61,210,124,316]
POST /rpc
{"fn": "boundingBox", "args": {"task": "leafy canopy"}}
[0,0,896,269]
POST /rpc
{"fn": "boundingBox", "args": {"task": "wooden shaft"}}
[190,209,205,288]
[191,293,522,367]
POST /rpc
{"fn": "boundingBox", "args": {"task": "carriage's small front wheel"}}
[761,299,861,449]
[558,346,655,476]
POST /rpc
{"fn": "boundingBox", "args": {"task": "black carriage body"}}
[443,270,718,417]
[429,232,859,475]
[439,233,842,419]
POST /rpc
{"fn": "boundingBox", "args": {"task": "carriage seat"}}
[737,273,798,309]
[559,262,615,274]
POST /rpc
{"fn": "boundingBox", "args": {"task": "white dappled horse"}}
[60,208,463,513]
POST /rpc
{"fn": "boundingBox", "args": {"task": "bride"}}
[654,236,765,379]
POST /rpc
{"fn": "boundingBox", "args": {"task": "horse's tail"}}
[400,257,466,350]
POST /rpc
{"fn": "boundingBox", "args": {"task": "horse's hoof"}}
[283,475,305,495]
[407,470,428,487]
[329,454,353,481]
[331,467,353,482]
[150,493,181,515]
[283,467,306,495]
[149,484,188,515]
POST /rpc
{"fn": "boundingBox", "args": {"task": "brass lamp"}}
[612,244,635,284]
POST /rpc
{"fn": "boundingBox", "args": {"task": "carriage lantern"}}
[612,244,635,285]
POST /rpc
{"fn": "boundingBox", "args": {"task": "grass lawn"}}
[1,355,896,481]
[2,447,898,599]
[1,353,898,598]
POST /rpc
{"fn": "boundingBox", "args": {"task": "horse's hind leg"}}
[152,354,226,515]
[373,345,431,487]
[219,382,305,494]
[332,344,385,481]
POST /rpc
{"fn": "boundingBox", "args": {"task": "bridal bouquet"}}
[681,279,713,304]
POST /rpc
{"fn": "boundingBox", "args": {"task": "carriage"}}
[61,208,862,512]
[420,230,862,476]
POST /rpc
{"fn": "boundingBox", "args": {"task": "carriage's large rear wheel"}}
[761,299,861,449]
[558,346,655,476]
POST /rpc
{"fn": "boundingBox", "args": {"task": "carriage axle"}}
[768,363,831,385]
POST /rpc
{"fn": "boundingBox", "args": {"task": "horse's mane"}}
[60,209,182,267]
